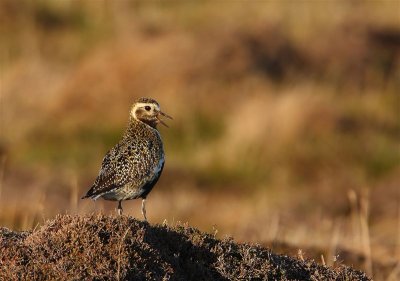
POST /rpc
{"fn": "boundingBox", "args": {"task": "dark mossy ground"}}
[0,214,370,281]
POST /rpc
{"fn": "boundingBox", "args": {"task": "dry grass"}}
[0,214,371,280]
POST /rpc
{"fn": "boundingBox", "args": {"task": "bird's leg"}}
[141,199,147,221]
[117,200,123,216]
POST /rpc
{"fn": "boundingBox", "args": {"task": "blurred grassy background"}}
[1,1,399,279]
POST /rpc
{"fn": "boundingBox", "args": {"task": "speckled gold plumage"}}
[82,97,170,220]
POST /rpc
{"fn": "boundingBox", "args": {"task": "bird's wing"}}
[83,143,134,198]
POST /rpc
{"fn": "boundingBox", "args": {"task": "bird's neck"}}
[124,117,158,138]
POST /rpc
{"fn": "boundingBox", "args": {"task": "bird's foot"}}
[117,201,123,216]
[141,199,147,222]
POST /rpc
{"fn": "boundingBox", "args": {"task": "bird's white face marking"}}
[129,99,171,128]
[130,102,160,121]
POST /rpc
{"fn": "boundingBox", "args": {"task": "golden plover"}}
[82,97,171,220]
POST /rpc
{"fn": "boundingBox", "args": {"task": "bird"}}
[81,97,171,221]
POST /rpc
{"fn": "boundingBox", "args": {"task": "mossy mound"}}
[0,214,370,280]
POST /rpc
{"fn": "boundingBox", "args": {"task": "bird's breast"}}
[154,156,165,176]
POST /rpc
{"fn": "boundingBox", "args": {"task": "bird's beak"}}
[157,111,173,127]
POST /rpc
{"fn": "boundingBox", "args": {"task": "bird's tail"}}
[81,189,93,199]
[81,183,98,199]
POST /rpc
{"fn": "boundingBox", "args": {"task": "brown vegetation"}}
[0,214,371,280]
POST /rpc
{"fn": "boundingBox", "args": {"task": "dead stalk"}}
[297,249,305,262]
[360,191,372,277]
[321,254,326,266]
[117,227,131,281]
[348,189,373,277]
[348,189,360,249]
[328,220,341,266]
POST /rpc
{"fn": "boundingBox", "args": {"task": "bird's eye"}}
[145,106,151,111]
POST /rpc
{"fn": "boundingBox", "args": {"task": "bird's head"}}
[130,97,172,128]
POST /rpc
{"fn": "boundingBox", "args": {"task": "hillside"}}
[0,214,370,281]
